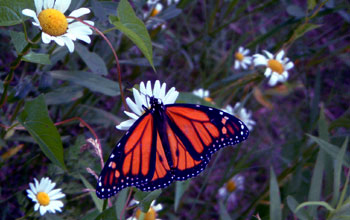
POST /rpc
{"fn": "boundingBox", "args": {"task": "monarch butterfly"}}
[96,82,249,199]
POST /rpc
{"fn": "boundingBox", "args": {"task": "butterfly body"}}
[96,97,249,199]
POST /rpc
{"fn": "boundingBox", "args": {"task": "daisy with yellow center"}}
[22,0,94,53]
[234,46,252,70]
[116,80,179,131]
[192,88,213,102]
[127,200,163,220]
[222,103,255,131]
[218,175,245,206]
[26,177,65,216]
[253,50,294,86]
[146,0,164,17]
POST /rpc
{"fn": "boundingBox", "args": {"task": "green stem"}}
[0,32,41,108]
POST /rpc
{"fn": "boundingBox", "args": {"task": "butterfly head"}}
[143,96,164,113]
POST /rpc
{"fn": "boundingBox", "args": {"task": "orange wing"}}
[96,113,159,199]
[164,104,249,180]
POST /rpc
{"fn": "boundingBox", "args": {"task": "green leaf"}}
[293,23,321,41]
[110,0,154,69]
[44,86,84,105]
[332,138,349,207]
[18,95,65,170]
[22,52,51,65]
[115,188,129,220]
[75,43,108,76]
[9,30,26,54]
[307,0,317,10]
[307,134,350,167]
[134,190,162,212]
[79,174,103,212]
[287,196,312,220]
[174,180,191,211]
[270,167,282,220]
[0,0,34,26]
[296,201,335,213]
[49,71,120,96]
[95,206,118,220]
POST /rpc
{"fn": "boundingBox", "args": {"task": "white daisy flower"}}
[218,174,245,202]
[26,177,65,216]
[253,50,294,86]
[22,0,94,53]
[116,80,179,130]
[222,103,255,131]
[234,46,252,70]
[167,0,180,5]
[127,200,163,220]
[192,88,213,102]
[146,0,164,17]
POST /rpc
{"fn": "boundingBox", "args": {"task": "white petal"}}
[243,57,252,64]
[34,0,43,14]
[50,192,65,200]
[32,21,40,26]
[159,82,166,100]
[62,36,75,53]
[285,61,294,70]
[153,80,161,98]
[241,62,247,69]
[132,88,145,113]
[126,97,142,116]
[29,182,37,194]
[139,82,146,95]
[22,9,37,18]
[253,55,267,66]
[238,46,243,53]
[34,203,40,211]
[145,81,153,96]
[41,32,52,44]
[69,8,91,18]
[53,36,65,46]
[27,190,37,201]
[268,74,278,86]
[116,119,135,130]
[54,0,71,13]
[264,68,272,77]
[124,111,140,120]
[50,200,64,209]
[282,71,289,80]
[40,205,47,215]
[234,60,239,69]
[68,25,93,36]
[243,48,250,55]
[163,89,178,104]
[74,34,91,44]
[263,50,274,59]
[276,50,285,61]
[45,0,54,9]
[153,203,163,211]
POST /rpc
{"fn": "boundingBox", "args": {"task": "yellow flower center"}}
[226,179,237,193]
[235,52,244,61]
[150,8,160,17]
[204,97,213,102]
[136,207,156,220]
[38,9,68,36]
[267,59,284,74]
[36,192,50,206]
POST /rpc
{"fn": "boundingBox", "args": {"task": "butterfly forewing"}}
[96,113,158,199]
[164,104,249,180]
